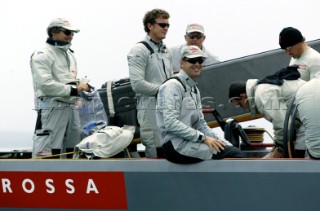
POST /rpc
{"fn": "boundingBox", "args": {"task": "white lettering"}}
[1,178,13,193]
[22,179,34,193]
[1,177,102,195]
[65,179,75,194]
[46,179,55,194]
[86,179,99,194]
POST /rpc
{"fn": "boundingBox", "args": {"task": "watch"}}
[199,134,206,143]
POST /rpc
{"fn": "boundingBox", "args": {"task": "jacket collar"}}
[145,35,167,52]
[177,70,198,88]
[46,38,72,51]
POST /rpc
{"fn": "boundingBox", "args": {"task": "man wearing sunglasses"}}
[156,46,245,164]
[279,27,320,81]
[128,9,173,158]
[170,23,220,73]
[30,18,91,158]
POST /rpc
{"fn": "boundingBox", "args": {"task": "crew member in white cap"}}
[30,18,91,158]
[170,23,220,73]
[156,46,245,163]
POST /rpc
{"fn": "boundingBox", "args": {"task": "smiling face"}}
[180,57,205,79]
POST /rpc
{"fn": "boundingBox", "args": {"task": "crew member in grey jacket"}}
[170,23,220,73]
[128,9,173,158]
[30,18,91,158]
[156,46,245,164]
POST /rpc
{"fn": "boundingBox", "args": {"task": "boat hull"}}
[1,159,320,211]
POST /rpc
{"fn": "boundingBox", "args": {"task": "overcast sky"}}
[1,0,319,148]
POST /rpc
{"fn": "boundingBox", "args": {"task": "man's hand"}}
[77,83,91,93]
[204,136,226,153]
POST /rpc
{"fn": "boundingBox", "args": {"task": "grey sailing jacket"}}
[156,70,230,160]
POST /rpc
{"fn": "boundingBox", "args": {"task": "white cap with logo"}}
[47,18,80,32]
[180,45,207,59]
[186,23,204,34]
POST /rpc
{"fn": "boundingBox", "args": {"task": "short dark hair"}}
[229,81,246,99]
[143,8,170,33]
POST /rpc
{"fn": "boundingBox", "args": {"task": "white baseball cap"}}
[181,45,207,59]
[186,23,204,34]
[47,18,80,32]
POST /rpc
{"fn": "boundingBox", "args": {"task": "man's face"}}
[230,94,249,109]
[185,32,205,49]
[148,18,169,42]
[52,28,74,43]
[180,57,205,79]
[284,42,303,59]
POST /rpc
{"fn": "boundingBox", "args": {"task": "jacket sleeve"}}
[255,87,286,145]
[159,80,202,142]
[31,52,73,97]
[195,90,224,141]
[127,44,160,96]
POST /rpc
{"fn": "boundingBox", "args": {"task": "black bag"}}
[98,78,139,137]
[97,42,153,142]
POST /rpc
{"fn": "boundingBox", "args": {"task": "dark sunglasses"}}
[60,29,74,36]
[187,33,204,39]
[183,57,205,64]
[155,22,170,28]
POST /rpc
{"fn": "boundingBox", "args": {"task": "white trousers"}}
[32,102,81,158]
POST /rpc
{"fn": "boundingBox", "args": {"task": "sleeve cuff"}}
[198,133,206,143]
[70,86,78,96]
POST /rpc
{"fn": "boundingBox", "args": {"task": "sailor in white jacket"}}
[229,67,305,158]
[295,74,320,159]
[279,27,320,81]
[156,46,245,163]
[30,18,91,158]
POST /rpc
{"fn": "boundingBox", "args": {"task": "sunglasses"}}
[183,57,205,64]
[187,33,204,39]
[155,22,170,28]
[60,29,74,36]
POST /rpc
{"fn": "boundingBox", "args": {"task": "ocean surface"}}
[0,130,33,151]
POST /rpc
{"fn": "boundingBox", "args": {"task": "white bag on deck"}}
[76,125,135,158]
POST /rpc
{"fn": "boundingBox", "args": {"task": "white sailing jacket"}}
[30,39,79,105]
[246,79,305,146]
[295,76,320,157]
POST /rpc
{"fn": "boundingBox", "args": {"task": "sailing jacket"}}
[289,47,320,81]
[156,70,231,160]
[128,34,173,110]
[30,38,79,105]
[246,79,305,147]
[295,76,320,158]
